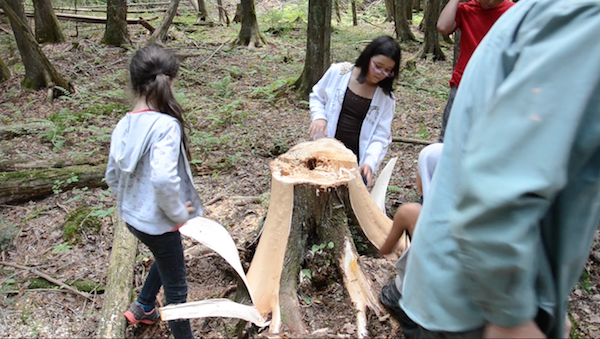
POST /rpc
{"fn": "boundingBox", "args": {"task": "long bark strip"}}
[246,178,294,332]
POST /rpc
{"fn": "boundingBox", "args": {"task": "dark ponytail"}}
[130,44,191,160]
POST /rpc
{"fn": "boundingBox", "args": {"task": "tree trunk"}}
[246,138,407,336]
[101,0,129,46]
[96,208,138,339]
[404,0,412,22]
[0,164,107,204]
[217,0,229,26]
[293,0,331,99]
[0,56,10,83]
[233,0,264,48]
[333,0,341,23]
[418,0,445,60]
[413,0,421,13]
[232,3,241,23]
[394,0,415,41]
[351,0,357,26]
[33,0,64,43]
[197,0,207,21]
[453,29,460,69]
[384,0,394,22]
[0,0,73,94]
[147,0,180,43]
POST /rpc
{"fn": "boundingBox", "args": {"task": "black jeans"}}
[127,224,193,339]
[438,86,458,143]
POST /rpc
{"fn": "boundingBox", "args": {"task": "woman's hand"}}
[308,119,328,140]
[360,164,373,186]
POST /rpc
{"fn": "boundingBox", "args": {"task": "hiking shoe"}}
[380,280,403,315]
[124,301,160,325]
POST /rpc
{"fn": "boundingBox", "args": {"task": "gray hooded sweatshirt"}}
[105,110,203,235]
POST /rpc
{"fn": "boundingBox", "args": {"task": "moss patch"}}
[63,206,101,243]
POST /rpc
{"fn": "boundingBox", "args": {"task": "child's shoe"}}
[124,301,159,325]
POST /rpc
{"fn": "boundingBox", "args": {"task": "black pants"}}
[439,86,458,143]
[127,224,193,339]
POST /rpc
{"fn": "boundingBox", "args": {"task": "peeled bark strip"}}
[159,217,269,327]
[96,209,138,339]
[0,164,107,204]
[246,138,404,335]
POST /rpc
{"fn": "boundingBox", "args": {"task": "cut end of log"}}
[270,138,359,187]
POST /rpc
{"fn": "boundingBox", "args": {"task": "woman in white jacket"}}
[308,36,400,185]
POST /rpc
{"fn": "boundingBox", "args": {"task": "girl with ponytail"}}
[106,44,202,339]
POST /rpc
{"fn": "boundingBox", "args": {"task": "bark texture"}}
[0,164,107,204]
[96,208,138,339]
[147,0,180,43]
[294,0,331,98]
[0,57,9,83]
[197,0,207,21]
[101,0,129,46]
[233,0,264,47]
[394,0,415,41]
[419,0,445,60]
[0,0,72,93]
[217,0,229,26]
[33,0,64,43]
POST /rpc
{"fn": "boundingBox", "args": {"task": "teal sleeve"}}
[450,3,600,328]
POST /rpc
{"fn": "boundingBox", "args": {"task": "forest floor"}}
[0,0,599,338]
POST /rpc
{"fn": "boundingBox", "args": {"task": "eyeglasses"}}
[370,59,395,78]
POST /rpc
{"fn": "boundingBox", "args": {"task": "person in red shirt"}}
[437,0,514,142]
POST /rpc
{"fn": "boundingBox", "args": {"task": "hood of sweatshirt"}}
[111,110,175,173]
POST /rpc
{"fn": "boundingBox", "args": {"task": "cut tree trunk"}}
[96,207,138,339]
[147,0,180,44]
[246,138,408,336]
[0,0,73,95]
[0,164,107,204]
[232,0,264,48]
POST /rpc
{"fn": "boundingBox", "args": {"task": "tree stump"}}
[246,138,408,337]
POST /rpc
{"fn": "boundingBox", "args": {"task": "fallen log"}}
[245,138,407,336]
[0,157,105,172]
[0,164,107,204]
[0,9,156,32]
[96,207,138,339]
[0,122,50,140]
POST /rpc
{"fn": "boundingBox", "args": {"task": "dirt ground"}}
[1,1,599,338]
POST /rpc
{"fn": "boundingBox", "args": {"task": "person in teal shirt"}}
[400,0,600,338]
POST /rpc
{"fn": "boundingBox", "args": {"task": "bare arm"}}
[437,0,461,35]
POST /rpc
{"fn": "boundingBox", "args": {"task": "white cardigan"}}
[309,62,395,173]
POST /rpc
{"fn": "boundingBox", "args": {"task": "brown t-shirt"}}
[335,87,372,158]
